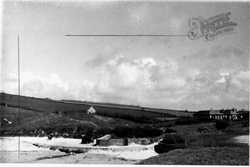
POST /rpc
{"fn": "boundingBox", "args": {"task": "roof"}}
[223,109,237,115]
[195,110,210,115]
[210,110,223,115]
[97,134,111,140]
[88,106,95,111]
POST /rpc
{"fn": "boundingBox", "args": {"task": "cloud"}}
[92,56,154,104]
[92,55,190,106]
[1,72,95,101]
[178,46,249,109]
[230,70,249,92]
[1,45,248,110]
[86,44,132,68]
[86,53,111,68]
[0,73,18,94]
[89,45,248,109]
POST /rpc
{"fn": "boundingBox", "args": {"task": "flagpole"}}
[18,35,20,159]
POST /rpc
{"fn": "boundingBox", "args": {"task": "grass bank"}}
[138,121,249,165]
[138,146,249,165]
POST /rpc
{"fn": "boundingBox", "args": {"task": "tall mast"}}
[18,36,20,159]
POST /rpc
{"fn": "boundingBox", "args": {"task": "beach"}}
[0,137,158,164]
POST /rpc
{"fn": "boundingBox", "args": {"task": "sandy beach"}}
[0,137,158,164]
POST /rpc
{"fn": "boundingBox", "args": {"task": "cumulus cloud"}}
[0,73,19,94]
[91,55,191,106]
[86,44,132,68]
[178,46,249,109]
[229,70,249,93]
[1,45,248,110]
[1,72,95,101]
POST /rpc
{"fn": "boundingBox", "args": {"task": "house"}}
[87,106,96,114]
[193,110,210,119]
[96,134,128,146]
[109,138,128,146]
[96,134,112,146]
[222,108,238,120]
[209,110,223,120]
[194,108,238,120]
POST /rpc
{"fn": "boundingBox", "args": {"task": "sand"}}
[0,137,158,164]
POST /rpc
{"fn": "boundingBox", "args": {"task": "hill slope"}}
[0,93,193,120]
[0,105,137,136]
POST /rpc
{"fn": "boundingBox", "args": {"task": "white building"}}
[87,106,96,114]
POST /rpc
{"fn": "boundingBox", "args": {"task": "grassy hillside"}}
[138,119,249,165]
[0,105,136,135]
[0,93,193,121]
[0,105,166,138]
[138,146,249,165]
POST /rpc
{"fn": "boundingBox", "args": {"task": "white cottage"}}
[87,106,96,114]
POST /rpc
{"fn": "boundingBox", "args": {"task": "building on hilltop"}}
[209,110,223,120]
[194,108,239,120]
[87,106,96,114]
[193,110,210,119]
[222,108,237,120]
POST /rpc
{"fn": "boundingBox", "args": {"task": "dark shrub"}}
[155,134,186,154]
[215,120,229,131]
[95,127,113,136]
[154,144,179,154]
[81,133,93,144]
[242,121,249,127]
[113,126,134,138]
[161,134,185,145]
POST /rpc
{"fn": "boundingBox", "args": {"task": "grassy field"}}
[0,105,137,135]
[0,93,193,120]
[138,146,249,165]
[170,122,216,135]
[138,118,249,165]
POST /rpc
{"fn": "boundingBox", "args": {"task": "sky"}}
[0,0,249,111]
